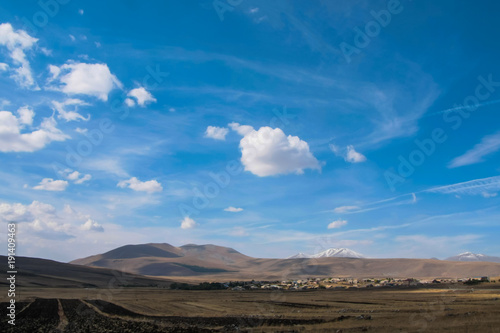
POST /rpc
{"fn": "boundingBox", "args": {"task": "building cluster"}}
[228,276,492,291]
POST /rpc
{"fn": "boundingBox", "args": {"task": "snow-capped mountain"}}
[288,252,309,259]
[446,252,500,263]
[287,248,365,259]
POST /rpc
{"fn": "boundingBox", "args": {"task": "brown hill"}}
[70,243,500,280]
[0,255,171,288]
[71,243,251,277]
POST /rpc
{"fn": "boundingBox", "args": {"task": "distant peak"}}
[288,247,365,259]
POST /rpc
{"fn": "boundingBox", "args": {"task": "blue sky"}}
[0,0,499,262]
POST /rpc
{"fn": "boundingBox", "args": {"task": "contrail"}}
[423,98,500,118]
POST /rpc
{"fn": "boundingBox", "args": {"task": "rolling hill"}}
[0,255,171,288]
[71,243,251,277]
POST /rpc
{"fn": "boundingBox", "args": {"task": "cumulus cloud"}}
[117,177,163,193]
[229,123,320,177]
[224,206,244,212]
[52,99,90,122]
[333,206,360,213]
[327,219,348,229]
[0,201,104,239]
[60,169,92,184]
[49,62,122,101]
[0,23,38,88]
[126,87,156,107]
[180,216,197,229]
[124,98,136,107]
[205,126,229,140]
[33,178,68,191]
[80,218,104,232]
[0,109,69,152]
[330,144,366,163]
[448,132,500,168]
[17,106,34,126]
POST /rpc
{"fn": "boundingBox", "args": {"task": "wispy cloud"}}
[330,144,367,163]
[448,131,500,168]
[425,175,500,196]
[333,205,360,213]
[423,99,500,118]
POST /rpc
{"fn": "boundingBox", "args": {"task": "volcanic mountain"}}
[446,252,500,263]
[288,248,365,259]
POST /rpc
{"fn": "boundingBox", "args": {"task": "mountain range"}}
[288,248,365,259]
[68,243,500,281]
[446,252,500,263]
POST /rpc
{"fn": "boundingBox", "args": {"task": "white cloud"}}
[448,132,500,168]
[229,123,320,177]
[33,178,68,191]
[52,99,90,122]
[117,177,163,193]
[75,127,88,134]
[333,205,360,213]
[224,206,244,212]
[229,226,248,236]
[180,216,197,229]
[205,126,229,140]
[78,9,84,15]
[49,62,122,101]
[83,157,129,177]
[17,106,34,126]
[0,23,38,89]
[327,219,347,229]
[80,218,104,232]
[69,34,76,42]
[229,122,254,136]
[482,192,497,198]
[346,145,367,163]
[0,63,8,71]
[124,98,136,107]
[330,144,366,163]
[74,174,92,184]
[0,201,104,240]
[0,109,69,152]
[40,47,51,56]
[59,169,92,184]
[127,87,156,107]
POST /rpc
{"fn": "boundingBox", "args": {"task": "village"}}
[169,276,493,291]
[226,276,493,291]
